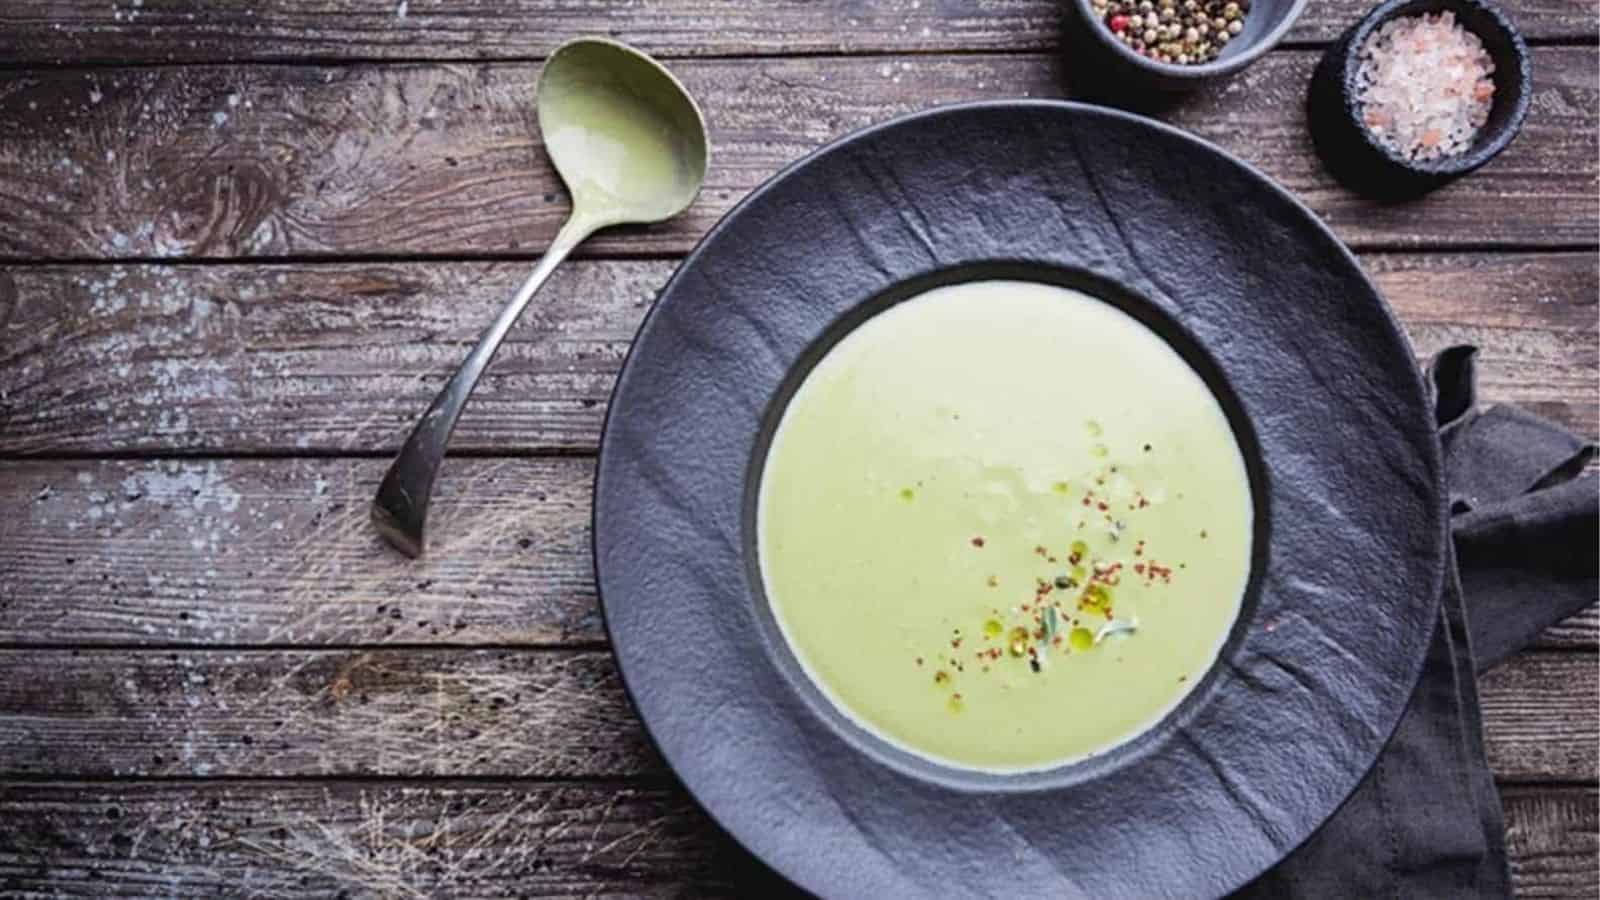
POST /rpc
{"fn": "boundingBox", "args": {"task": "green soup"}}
[758,280,1252,772]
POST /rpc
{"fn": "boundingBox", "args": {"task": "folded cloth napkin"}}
[1236,345,1598,898]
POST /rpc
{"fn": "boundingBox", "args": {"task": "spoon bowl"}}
[538,39,709,226]
[371,38,709,558]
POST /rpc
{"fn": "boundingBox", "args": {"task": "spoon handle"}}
[372,216,594,557]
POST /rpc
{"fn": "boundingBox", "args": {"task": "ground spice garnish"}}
[971,536,985,548]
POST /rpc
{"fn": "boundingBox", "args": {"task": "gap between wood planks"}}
[0,36,1595,74]
[0,242,1597,268]
[0,771,1591,787]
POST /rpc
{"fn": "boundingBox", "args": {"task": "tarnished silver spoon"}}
[372,38,709,557]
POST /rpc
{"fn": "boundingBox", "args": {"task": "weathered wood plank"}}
[1479,652,1600,782]
[1503,784,1600,899]
[3,457,1595,648]
[0,650,658,778]
[0,458,601,646]
[0,780,783,898]
[0,51,1593,260]
[0,261,656,455]
[0,0,1593,64]
[2,254,1593,456]
[0,648,1591,780]
[0,780,1591,898]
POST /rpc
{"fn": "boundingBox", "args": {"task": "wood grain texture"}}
[0,458,601,646]
[0,781,1590,898]
[0,0,1593,64]
[0,51,1594,261]
[0,648,1591,780]
[3,254,1593,456]
[0,650,657,778]
[3,457,1595,649]
[0,780,784,898]
[1503,784,1600,899]
[1479,652,1600,781]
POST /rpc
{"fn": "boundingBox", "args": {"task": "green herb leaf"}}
[1094,616,1139,644]
[1038,606,1061,661]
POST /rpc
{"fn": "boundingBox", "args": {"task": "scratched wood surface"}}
[0,0,1594,61]
[0,1,1595,897]
[0,649,1593,780]
[0,51,1596,261]
[0,784,1590,897]
[2,254,1595,455]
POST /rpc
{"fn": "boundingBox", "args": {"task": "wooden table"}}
[0,3,1594,896]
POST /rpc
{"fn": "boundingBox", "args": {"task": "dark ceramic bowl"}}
[1064,0,1309,90]
[595,100,1445,898]
[1308,0,1531,200]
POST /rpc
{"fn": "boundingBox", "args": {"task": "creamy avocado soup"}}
[757,280,1252,773]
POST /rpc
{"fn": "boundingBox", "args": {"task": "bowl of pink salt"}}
[1308,0,1530,199]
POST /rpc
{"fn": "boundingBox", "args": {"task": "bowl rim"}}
[593,97,1447,899]
[1335,0,1531,175]
[1070,0,1311,80]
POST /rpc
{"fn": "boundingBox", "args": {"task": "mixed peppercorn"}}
[1092,0,1250,66]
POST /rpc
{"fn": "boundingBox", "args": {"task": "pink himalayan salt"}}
[1354,11,1496,162]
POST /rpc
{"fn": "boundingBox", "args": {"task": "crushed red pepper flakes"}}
[971,536,986,548]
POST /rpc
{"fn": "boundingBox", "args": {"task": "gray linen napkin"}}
[1235,345,1598,898]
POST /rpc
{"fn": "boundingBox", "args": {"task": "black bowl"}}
[595,101,1446,898]
[1064,0,1309,91]
[1308,0,1531,200]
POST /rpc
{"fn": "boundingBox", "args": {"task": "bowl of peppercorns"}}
[1066,0,1308,89]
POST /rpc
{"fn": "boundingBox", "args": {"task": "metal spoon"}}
[372,38,709,557]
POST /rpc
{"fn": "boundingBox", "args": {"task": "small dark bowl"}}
[1064,0,1309,91]
[1308,0,1531,200]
